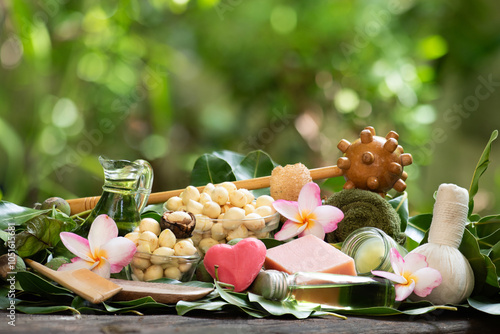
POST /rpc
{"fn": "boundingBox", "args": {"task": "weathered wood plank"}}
[0,309,496,334]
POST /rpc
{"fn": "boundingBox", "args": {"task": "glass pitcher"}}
[81,156,154,236]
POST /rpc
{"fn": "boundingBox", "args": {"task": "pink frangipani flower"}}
[58,214,137,279]
[272,182,344,241]
[372,248,442,301]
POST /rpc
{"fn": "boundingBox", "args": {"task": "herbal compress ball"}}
[270,163,312,202]
[325,189,405,244]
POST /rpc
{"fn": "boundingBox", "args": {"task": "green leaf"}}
[176,300,228,315]
[470,215,500,238]
[388,192,409,232]
[232,150,278,180]
[15,304,79,315]
[489,240,500,277]
[15,215,76,258]
[405,213,432,245]
[477,229,500,249]
[320,177,345,194]
[468,130,498,216]
[468,295,500,315]
[190,153,236,186]
[214,280,267,317]
[483,255,500,289]
[459,229,488,295]
[212,150,245,170]
[259,238,286,249]
[248,292,319,319]
[0,201,50,230]
[15,271,75,298]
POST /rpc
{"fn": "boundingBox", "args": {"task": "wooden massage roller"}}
[67,126,413,215]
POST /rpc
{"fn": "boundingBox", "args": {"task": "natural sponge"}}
[325,189,405,244]
[270,163,312,202]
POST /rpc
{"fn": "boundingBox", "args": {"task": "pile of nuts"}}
[125,217,199,281]
[164,182,278,255]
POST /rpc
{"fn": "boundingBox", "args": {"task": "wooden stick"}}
[67,165,343,215]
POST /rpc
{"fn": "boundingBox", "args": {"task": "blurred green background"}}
[1,0,499,215]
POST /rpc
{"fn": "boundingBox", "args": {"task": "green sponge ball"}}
[325,189,405,244]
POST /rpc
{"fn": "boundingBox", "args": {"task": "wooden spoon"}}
[25,259,122,304]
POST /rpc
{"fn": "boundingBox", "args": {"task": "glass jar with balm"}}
[341,227,407,275]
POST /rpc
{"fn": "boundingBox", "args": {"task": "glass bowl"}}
[130,251,201,282]
[191,211,280,255]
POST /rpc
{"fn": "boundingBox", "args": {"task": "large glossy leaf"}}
[468,130,498,216]
[477,229,500,249]
[468,295,500,315]
[248,292,320,319]
[15,215,76,258]
[232,150,278,180]
[15,270,74,297]
[388,192,409,232]
[190,153,236,186]
[212,150,245,170]
[459,229,489,295]
[176,300,228,315]
[405,213,432,245]
[0,201,49,230]
[470,215,500,238]
[489,240,500,276]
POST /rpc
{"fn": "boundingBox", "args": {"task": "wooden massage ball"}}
[337,126,413,195]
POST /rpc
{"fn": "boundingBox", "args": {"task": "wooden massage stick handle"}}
[66,166,343,215]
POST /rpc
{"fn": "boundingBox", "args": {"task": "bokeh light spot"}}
[270,6,297,34]
[52,98,79,128]
[141,134,169,161]
[418,35,448,60]
[77,52,107,82]
[334,88,360,113]
[412,105,436,124]
[1,36,23,69]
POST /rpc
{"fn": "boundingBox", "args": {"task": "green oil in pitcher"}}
[78,156,154,236]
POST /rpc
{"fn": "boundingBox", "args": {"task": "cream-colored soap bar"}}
[264,234,357,276]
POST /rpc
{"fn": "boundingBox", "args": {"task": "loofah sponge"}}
[325,189,405,244]
[270,163,312,202]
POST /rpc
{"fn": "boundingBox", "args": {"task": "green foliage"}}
[1,0,499,215]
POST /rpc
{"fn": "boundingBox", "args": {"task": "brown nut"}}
[160,211,196,239]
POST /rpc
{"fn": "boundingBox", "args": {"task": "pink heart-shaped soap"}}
[203,238,267,292]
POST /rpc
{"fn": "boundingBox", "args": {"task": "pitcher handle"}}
[134,159,154,213]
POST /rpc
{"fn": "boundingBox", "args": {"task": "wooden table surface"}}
[1,308,497,333]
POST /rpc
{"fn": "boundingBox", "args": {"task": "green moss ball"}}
[325,189,405,244]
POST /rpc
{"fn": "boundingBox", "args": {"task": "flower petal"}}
[91,258,111,279]
[371,270,407,284]
[88,214,118,256]
[311,205,343,233]
[59,232,93,262]
[274,220,306,240]
[273,200,301,223]
[389,248,405,276]
[58,257,94,272]
[403,252,428,274]
[411,267,442,298]
[298,182,321,215]
[298,220,326,240]
[100,237,137,273]
[395,280,415,301]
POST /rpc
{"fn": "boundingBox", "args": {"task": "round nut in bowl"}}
[192,211,280,255]
[130,251,201,282]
